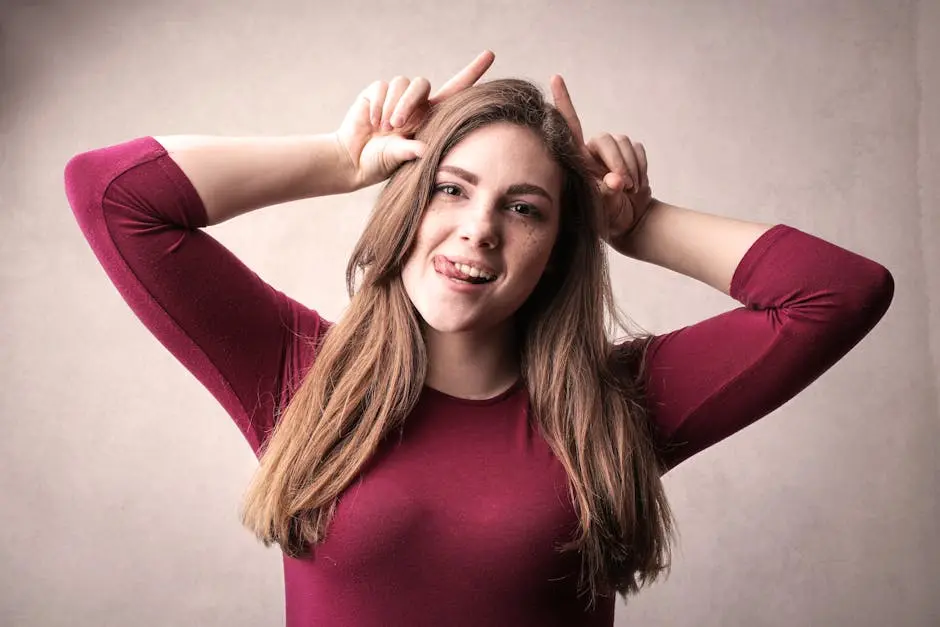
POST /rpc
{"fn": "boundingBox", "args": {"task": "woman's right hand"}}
[334,50,495,191]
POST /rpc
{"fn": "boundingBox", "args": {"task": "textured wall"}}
[1,0,936,625]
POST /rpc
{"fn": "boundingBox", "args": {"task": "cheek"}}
[401,216,438,295]
[516,225,558,279]
[400,243,426,299]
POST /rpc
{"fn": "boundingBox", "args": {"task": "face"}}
[401,122,563,334]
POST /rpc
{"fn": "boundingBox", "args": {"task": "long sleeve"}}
[64,136,326,456]
[641,224,895,472]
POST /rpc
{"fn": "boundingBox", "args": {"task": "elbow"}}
[846,262,895,337]
[63,148,108,219]
[64,151,98,228]
[64,140,138,210]
[865,263,894,321]
[64,149,93,182]
[64,147,104,188]
[63,151,90,202]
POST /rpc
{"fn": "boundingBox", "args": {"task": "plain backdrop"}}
[2,0,938,625]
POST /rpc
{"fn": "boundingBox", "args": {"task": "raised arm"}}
[622,205,893,471]
[150,51,496,225]
[64,53,496,455]
[550,75,894,471]
[151,134,359,225]
[64,137,326,455]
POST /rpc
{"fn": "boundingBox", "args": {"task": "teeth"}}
[453,262,494,281]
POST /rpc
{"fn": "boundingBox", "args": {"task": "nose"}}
[458,198,501,249]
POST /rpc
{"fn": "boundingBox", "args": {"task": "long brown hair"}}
[240,78,675,607]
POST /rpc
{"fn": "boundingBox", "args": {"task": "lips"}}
[433,256,498,284]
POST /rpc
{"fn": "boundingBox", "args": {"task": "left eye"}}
[508,202,537,216]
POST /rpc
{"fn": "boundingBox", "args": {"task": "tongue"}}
[434,257,475,281]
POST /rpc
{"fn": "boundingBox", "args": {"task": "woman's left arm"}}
[611,200,774,295]
[613,202,894,472]
[551,75,895,472]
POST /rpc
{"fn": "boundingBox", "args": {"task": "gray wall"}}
[2,0,937,625]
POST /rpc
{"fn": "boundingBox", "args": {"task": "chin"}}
[419,311,484,334]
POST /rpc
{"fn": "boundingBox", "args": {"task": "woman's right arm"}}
[151,134,357,225]
[64,136,337,455]
[64,52,496,455]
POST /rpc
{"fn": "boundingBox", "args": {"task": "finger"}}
[367,81,388,128]
[602,172,625,194]
[383,137,427,165]
[587,135,630,186]
[550,75,584,145]
[390,77,431,128]
[381,76,410,131]
[635,142,649,188]
[613,135,640,190]
[598,174,626,239]
[429,50,496,105]
[342,89,374,136]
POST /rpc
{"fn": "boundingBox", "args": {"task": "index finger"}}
[428,50,496,105]
[550,74,585,145]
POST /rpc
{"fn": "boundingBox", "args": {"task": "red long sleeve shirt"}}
[64,136,894,626]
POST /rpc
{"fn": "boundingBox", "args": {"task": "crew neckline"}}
[422,378,525,406]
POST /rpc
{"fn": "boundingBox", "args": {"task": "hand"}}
[335,51,496,190]
[549,75,654,242]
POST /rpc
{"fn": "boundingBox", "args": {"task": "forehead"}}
[439,122,562,194]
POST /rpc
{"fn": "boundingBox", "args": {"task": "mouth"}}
[433,256,499,284]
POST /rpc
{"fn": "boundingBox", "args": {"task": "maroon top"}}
[64,136,894,626]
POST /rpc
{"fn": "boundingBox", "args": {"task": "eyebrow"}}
[437,165,554,204]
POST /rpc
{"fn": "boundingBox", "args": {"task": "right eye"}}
[434,183,463,197]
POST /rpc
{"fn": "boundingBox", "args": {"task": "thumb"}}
[599,172,625,197]
[382,138,427,167]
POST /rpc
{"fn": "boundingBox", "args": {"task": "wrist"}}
[305,133,358,196]
[610,198,662,258]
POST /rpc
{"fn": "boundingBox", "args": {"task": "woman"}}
[64,51,894,626]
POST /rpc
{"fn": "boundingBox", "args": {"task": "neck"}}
[424,322,520,400]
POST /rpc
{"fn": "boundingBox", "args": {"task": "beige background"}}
[2,0,937,625]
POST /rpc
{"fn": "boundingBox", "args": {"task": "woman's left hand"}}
[550,75,654,242]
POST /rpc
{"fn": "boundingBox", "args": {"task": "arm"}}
[64,54,496,455]
[62,125,417,453]
[64,137,328,455]
[153,51,498,227]
[622,209,894,471]
[546,76,893,471]
[151,134,356,225]
[612,200,775,295]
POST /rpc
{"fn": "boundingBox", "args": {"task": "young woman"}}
[64,51,894,626]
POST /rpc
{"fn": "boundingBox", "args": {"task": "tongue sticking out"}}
[434,257,492,284]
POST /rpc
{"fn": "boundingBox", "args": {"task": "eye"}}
[508,202,540,218]
[434,183,463,197]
